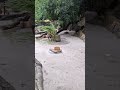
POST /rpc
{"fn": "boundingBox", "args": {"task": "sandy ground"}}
[35,34,85,90]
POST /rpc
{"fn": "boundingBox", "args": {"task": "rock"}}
[85,11,97,22]
[35,59,44,90]
[78,17,85,27]
[78,30,85,42]
[55,35,61,42]
[105,15,120,38]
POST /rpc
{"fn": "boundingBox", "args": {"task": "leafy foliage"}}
[35,0,84,28]
[46,0,83,26]
[6,0,34,14]
[35,0,49,20]
[40,23,57,40]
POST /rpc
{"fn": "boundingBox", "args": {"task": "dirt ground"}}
[35,34,85,90]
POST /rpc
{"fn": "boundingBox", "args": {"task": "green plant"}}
[40,23,57,41]
[35,0,84,29]
[35,0,49,20]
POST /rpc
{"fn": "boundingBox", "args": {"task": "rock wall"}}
[78,16,85,41]
[105,14,120,38]
[35,59,44,90]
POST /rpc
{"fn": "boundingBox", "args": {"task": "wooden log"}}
[0,16,29,30]
[0,11,35,34]
[1,19,21,30]
[0,12,30,20]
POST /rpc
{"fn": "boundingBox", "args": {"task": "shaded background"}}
[86,0,120,90]
[0,0,35,90]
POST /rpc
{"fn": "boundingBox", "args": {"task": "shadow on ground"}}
[0,75,15,90]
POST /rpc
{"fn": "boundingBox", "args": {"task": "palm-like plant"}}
[40,23,60,41]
